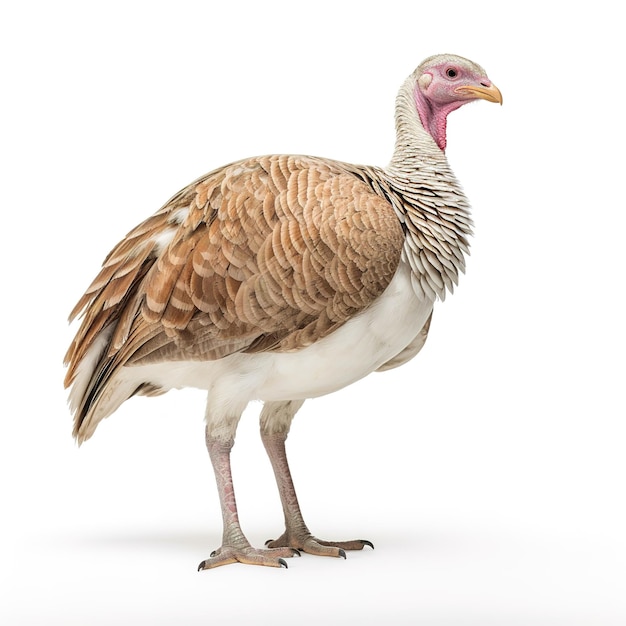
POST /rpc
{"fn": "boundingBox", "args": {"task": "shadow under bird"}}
[64,53,502,569]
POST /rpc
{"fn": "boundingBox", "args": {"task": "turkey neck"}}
[371,76,474,301]
[387,77,448,175]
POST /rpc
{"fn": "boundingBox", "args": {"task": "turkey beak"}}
[455,83,503,105]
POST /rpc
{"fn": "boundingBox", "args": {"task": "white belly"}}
[133,262,433,403]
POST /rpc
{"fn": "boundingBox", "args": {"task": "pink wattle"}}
[413,85,464,152]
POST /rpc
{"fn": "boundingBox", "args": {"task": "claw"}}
[338,549,346,560]
[278,558,288,569]
[362,540,375,550]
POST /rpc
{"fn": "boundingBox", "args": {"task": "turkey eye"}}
[446,68,458,78]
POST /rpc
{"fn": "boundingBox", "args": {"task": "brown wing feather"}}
[65,155,404,392]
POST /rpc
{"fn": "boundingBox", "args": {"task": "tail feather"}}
[66,325,138,444]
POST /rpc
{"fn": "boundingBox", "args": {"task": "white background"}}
[1,1,624,624]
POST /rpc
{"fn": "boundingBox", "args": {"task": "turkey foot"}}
[198,543,300,570]
[261,428,374,560]
[200,435,300,570]
[265,532,374,558]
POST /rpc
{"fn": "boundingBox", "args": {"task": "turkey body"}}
[65,54,501,569]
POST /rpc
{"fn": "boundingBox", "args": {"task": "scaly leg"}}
[198,428,299,570]
[260,401,374,558]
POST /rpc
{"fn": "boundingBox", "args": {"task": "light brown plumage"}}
[65,155,405,409]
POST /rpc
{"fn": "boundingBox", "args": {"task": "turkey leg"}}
[198,431,299,570]
[261,404,373,557]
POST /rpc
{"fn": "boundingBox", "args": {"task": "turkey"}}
[64,53,502,570]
